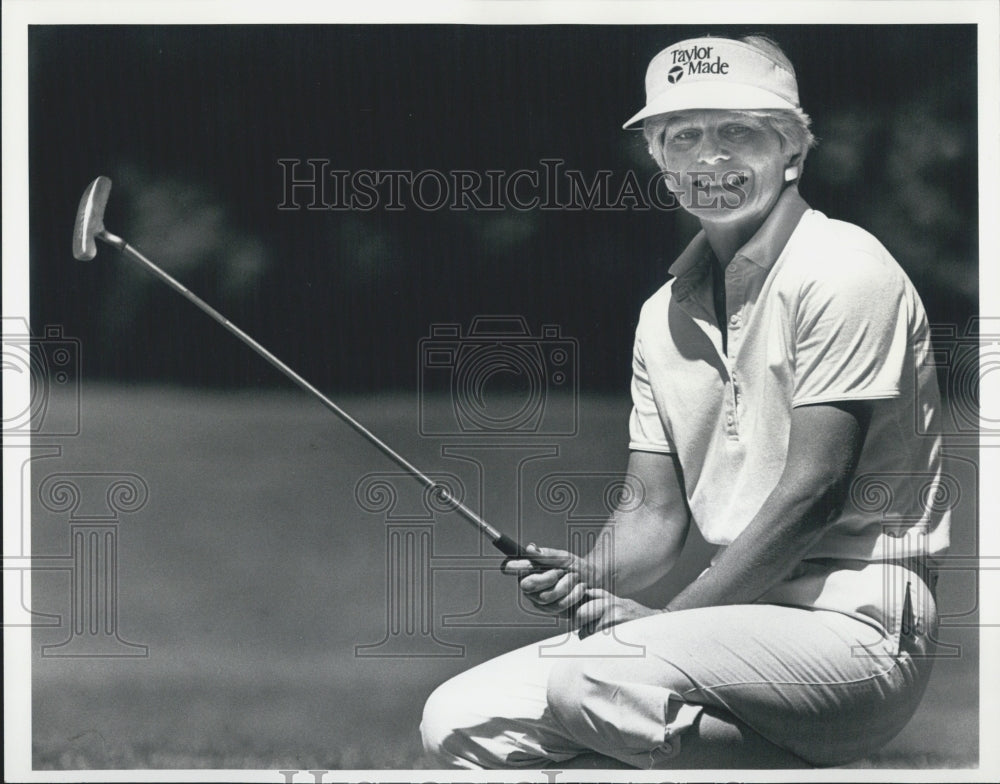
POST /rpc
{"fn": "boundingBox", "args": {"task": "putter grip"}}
[493,533,533,559]
[494,532,596,637]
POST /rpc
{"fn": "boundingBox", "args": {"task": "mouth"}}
[692,172,748,189]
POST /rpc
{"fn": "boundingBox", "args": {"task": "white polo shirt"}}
[629,186,949,637]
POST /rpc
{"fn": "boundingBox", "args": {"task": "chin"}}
[686,201,759,223]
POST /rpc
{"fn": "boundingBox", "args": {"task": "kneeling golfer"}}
[421,34,948,769]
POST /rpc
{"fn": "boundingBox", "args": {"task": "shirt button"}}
[726,415,734,425]
[729,314,741,326]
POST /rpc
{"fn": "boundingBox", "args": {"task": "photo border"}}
[4,1,998,782]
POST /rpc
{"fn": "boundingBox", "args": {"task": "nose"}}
[696,129,730,166]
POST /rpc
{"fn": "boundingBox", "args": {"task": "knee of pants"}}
[546,660,679,761]
[420,680,464,764]
[546,660,592,741]
[420,678,498,769]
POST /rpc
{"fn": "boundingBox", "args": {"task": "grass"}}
[33,676,431,769]
[29,385,979,771]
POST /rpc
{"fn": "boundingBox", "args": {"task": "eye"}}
[722,123,755,140]
[669,128,700,144]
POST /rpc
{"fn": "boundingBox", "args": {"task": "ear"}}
[783,151,804,182]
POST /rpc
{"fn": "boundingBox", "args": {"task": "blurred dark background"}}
[30,24,977,393]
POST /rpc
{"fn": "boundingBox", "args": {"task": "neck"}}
[701,184,795,268]
[702,216,766,269]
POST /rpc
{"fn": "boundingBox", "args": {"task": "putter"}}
[72,175,534,562]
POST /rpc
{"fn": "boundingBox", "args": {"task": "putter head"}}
[72,176,112,260]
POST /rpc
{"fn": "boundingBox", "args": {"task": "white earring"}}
[784,165,798,182]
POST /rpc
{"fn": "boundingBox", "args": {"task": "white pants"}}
[420,603,936,769]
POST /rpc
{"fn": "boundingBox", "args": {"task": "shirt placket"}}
[723,259,750,440]
[673,257,745,441]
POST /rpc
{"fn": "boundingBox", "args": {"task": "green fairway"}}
[30,385,979,770]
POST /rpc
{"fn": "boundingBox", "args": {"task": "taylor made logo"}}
[667,44,730,82]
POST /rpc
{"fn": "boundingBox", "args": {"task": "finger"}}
[525,546,577,569]
[526,579,584,610]
[575,610,615,639]
[535,571,581,604]
[525,582,587,615]
[524,594,563,615]
[501,543,559,576]
[520,568,567,594]
[577,612,612,639]
[574,590,618,638]
[501,557,536,575]
[573,596,606,630]
[548,581,587,612]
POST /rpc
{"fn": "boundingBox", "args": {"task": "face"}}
[645,110,794,226]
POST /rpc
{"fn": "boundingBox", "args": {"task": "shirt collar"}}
[668,186,811,283]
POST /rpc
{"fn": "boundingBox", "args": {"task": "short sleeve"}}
[792,250,910,407]
[628,327,675,453]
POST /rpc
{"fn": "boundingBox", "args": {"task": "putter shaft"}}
[97,228,529,555]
